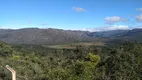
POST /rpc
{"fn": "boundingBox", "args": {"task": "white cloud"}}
[136,14,142,22]
[104,16,120,23]
[72,7,86,12]
[104,25,130,31]
[136,8,142,11]
[104,16,128,24]
[82,25,130,32]
[0,26,18,29]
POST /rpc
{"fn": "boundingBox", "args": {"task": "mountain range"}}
[0,28,142,45]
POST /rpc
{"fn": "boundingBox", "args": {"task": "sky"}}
[0,0,142,31]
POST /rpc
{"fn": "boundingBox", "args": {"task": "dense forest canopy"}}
[0,40,142,80]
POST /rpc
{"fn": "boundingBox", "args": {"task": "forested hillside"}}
[0,41,142,80]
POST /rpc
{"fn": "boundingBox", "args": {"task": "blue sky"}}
[0,0,142,31]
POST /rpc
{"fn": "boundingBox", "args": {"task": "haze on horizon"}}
[0,0,142,32]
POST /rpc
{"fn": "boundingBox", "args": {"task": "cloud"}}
[103,25,130,31]
[104,16,128,24]
[0,26,18,29]
[82,25,130,32]
[136,8,142,11]
[72,7,86,12]
[136,14,142,22]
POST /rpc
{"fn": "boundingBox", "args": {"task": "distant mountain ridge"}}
[0,28,94,44]
[0,28,142,44]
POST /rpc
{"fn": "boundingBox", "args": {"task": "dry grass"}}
[43,42,105,49]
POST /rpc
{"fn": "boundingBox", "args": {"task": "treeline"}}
[0,41,142,80]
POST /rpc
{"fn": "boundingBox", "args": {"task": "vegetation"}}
[0,41,142,80]
[43,42,104,49]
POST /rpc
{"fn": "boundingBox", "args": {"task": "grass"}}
[42,42,105,49]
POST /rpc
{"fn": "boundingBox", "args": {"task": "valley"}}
[0,28,142,80]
